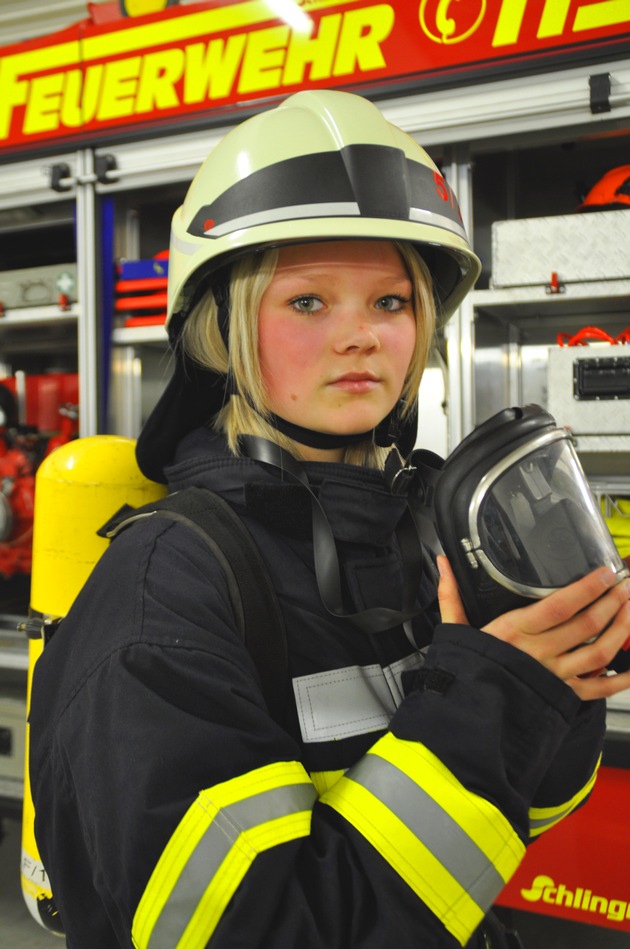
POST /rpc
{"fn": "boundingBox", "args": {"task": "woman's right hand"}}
[437,556,630,701]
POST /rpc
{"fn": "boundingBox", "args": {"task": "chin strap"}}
[261,413,375,450]
[240,435,427,634]
[226,373,404,451]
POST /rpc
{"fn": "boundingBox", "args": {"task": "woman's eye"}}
[289,296,323,314]
[376,294,410,312]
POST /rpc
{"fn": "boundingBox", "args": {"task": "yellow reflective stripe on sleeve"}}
[132,761,316,949]
[321,733,525,947]
[529,756,601,838]
[310,769,346,797]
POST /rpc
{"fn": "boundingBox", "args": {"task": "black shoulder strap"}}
[104,487,288,725]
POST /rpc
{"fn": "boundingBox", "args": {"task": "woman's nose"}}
[331,307,380,353]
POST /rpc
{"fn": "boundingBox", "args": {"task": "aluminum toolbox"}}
[0,263,77,310]
[491,210,630,289]
[547,343,630,435]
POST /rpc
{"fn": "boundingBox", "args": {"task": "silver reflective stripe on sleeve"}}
[132,761,316,949]
[529,757,600,838]
[321,733,525,946]
[354,753,506,906]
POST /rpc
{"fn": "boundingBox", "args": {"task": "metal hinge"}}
[460,537,480,569]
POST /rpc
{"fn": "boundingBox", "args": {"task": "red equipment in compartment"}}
[0,434,36,578]
[115,251,168,327]
[0,374,78,578]
[0,373,78,434]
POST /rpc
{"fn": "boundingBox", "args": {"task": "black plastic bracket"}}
[95,153,118,184]
[589,73,611,114]
[50,161,73,192]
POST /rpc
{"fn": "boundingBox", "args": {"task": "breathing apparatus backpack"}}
[20,435,286,935]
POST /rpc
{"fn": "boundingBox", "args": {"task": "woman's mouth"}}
[329,372,380,393]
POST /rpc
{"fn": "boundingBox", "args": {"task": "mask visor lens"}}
[476,436,626,593]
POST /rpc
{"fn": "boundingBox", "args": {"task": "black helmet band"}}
[188,144,467,245]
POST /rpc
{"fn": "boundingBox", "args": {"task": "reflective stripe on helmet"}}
[201,201,362,237]
[132,761,316,949]
[188,145,467,244]
[166,91,481,331]
[528,757,600,838]
[321,733,525,946]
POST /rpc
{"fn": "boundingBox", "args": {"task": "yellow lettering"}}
[333,5,393,78]
[538,0,571,37]
[574,0,630,31]
[121,0,171,15]
[183,36,247,103]
[58,69,83,128]
[542,886,557,904]
[97,57,141,121]
[492,0,528,45]
[0,64,29,140]
[23,73,63,135]
[589,894,608,915]
[283,13,341,85]
[136,48,184,113]
[554,884,574,908]
[0,39,79,140]
[239,25,289,94]
[60,65,103,128]
[59,68,103,128]
[607,899,627,922]
[520,875,555,902]
[82,64,104,125]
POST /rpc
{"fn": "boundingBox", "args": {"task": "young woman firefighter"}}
[29,90,630,949]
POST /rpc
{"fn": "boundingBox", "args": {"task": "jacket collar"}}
[166,427,409,546]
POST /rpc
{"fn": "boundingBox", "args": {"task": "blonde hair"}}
[180,241,436,467]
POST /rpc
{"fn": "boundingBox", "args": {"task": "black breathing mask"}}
[402,404,629,668]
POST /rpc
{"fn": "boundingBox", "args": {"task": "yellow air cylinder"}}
[20,436,166,933]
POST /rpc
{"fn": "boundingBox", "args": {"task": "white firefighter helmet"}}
[137,90,481,481]
[166,88,480,338]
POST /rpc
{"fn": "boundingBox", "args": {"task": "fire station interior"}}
[1,54,630,949]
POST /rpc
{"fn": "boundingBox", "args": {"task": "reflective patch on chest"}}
[293,652,425,744]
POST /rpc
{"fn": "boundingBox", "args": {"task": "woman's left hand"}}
[437,555,630,701]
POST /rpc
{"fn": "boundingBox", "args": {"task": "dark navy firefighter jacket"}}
[29,428,605,948]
